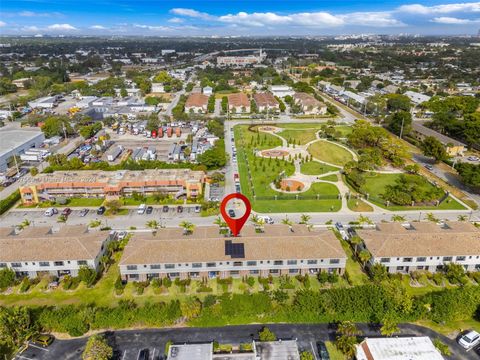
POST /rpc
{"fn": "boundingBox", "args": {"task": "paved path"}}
[16,323,474,360]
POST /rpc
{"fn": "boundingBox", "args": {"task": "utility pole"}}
[399,116,405,139]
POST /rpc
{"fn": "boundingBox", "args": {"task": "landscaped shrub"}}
[62,275,81,290]
[114,276,125,295]
[0,268,16,290]
[432,272,444,286]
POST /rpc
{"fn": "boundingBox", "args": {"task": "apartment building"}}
[119,225,347,282]
[19,169,205,205]
[357,221,480,274]
[0,225,113,279]
[292,92,328,115]
[228,93,250,113]
[356,337,444,360]
[185,93,209,113]
[253,92,279,112]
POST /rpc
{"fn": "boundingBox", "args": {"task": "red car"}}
[62,208,72,216]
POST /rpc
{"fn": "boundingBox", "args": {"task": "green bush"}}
[0,190,20,215]
[0,268,16,290]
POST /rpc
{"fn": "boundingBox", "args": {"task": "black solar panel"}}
[225,240,245,258]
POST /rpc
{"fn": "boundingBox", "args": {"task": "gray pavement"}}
[16,323,475,360]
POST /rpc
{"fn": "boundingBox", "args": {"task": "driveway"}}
[15,323,476,360]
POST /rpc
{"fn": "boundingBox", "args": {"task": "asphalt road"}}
[16,323,476,360]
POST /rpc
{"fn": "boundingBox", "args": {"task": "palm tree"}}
[425,212,439,223]
[18,219,30,230]
[358,250,372,267]
[391,214,406,222]
[180,221,195,235]
[214,216,227,228]
[299,214,311,225]
[250,214,265,227]
[457,214,468,222]
[337,321,361,337]
[281,215,293,226]
[335,321,362,358]
[349,235,363,254]
[357,215,373,225]
[146,220,159,230]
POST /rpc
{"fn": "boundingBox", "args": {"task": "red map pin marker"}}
[220,193,252,237]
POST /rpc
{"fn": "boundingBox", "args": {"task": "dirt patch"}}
[261,149,289,158]
[280,179,305,192]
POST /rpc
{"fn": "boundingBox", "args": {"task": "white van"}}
[137,204,146,214]
[258,215,274,224]
[44,208,58,217]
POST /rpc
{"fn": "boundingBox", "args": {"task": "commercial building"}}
[228,93,251,113]
[28,96,57,109]
[269,85,294,98]
[292,92,328,115]
[119,225,346,282]
[253,93,279,112]
[0,127,45,172]
[19,169,205,204]
[412,122,466,156]
[356,337,444,360]
[217,50,265,67]
[0,225,114,279]
[404,90,431,105]
[357,222,480,274]
[185,93,209,113]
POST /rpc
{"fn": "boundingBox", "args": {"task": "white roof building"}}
[404,91,431,105]
[269,85,294,98]
[356,337,444,360]
[203,86,213,96]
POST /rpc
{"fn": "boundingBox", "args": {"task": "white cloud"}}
[170,8,213,20]
[47,23,77,31]
[398,2,480,14]
[0,21,5,27]
[167,17,184,23]
[18,11,63,17]
[90,25,107,29]
[431,16,480,24]
[339,12,405,27]
[21,25,40,32]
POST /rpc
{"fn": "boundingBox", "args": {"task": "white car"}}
[44,208,58,217]
[258,215,274,224]
[458,330,480,349]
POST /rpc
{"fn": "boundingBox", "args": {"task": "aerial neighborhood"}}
[0,11,479,360]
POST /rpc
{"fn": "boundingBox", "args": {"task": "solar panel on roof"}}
[225,240,245,258]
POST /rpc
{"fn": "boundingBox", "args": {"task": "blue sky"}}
[0,0,479,35]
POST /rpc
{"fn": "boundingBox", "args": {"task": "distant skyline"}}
[0,0,479,36]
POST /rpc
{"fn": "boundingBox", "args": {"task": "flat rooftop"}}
[357,221,480,258]
[120,225,346,265]
[255,340,300,360]
[356,337,444,360]
[168,343,212,360]
[0,127,44,156]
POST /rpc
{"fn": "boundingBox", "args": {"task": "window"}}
[289,269,299,274]
[476,265,480,270]
[380,258,390,263]
[165,264,175,269]
[147,273,159,279]
[307,260,318,265]
[456,256,466,261]
[0,263,6,268]
[192,263,202,268]
[11,263,21,268]
[230,270,240,275]
[274,260,283,266]
[189,272,200,277]
[247,261,257,266]
[150,264,161,269]
[233,261,242,267]
[54,261,64,266]
[39,262,50,267]
[126,265,137,271]
[403,258,413,263]
[169,272,180,278]
[396,266,405,271]
[206,262,216,268]
[443,256,453,262]
[77,260,87,266]
[250,270,259,274]
[417,257,426,262]
[287,260,297,265]
[329,259,340,264]
[269,269,279,274]
[129,274,139,280]
[417,266,424,270]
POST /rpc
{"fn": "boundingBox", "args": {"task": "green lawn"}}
[334,125,353,137]
[361,173,466,211]
[337,236,369,286]
[319,174,339,182]
[347,199,374,212]
[325,342,347,360]
[234,125,341,213]
[300,161,339,175]
[278,129,317,145]
[307,140,354,166]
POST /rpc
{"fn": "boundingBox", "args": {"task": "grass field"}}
[234,125,341,212]
[325,342,347,360]
[361,173,466,211]
[320,174,339,182]
[308,140,354,166]
[279,129,317,145]
[300,161,339,175]
[347,199,374,212]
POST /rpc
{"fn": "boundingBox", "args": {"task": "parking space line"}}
[121,350,126,360]
[28,343,49,351]
[16,355,34,360]
[137,349,141,360]
[151,348,156,359]
[310,342,318,360]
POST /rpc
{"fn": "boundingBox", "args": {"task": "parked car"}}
[62,207,72,216]
[79,208,89,217]
[146,206,153,214]
[138,349,149,360]
[96,206,106,215]
[228,209,236,218]
[44,208,58,217]
[194,205,201,213]
[316,341,330,360]
[459,330,480,349]
[163,205,169,213]
[424,164,433,170]
[117,231,127,240]
[137,204,146,214]
[177,206,183,213]
[31,334,54,347]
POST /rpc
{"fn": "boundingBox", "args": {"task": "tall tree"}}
[421,136,448,163]
[82,334,113,360]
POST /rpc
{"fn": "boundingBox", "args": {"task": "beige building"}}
[292,92,327,115]
[357,221,480,274]
[0,225,113,279]
[228,93,250,113]
[19,169,205,205]
[185,93,209,113]
[253,92,279,112]
[119,225,347,282]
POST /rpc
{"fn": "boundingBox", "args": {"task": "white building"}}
[202,86,213,96]
[269,85,294,98]
[404,91,431,105]
[0,127,45,172]
[28,96,57,109]
[151,83,165,93]
[356,337,444,360]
